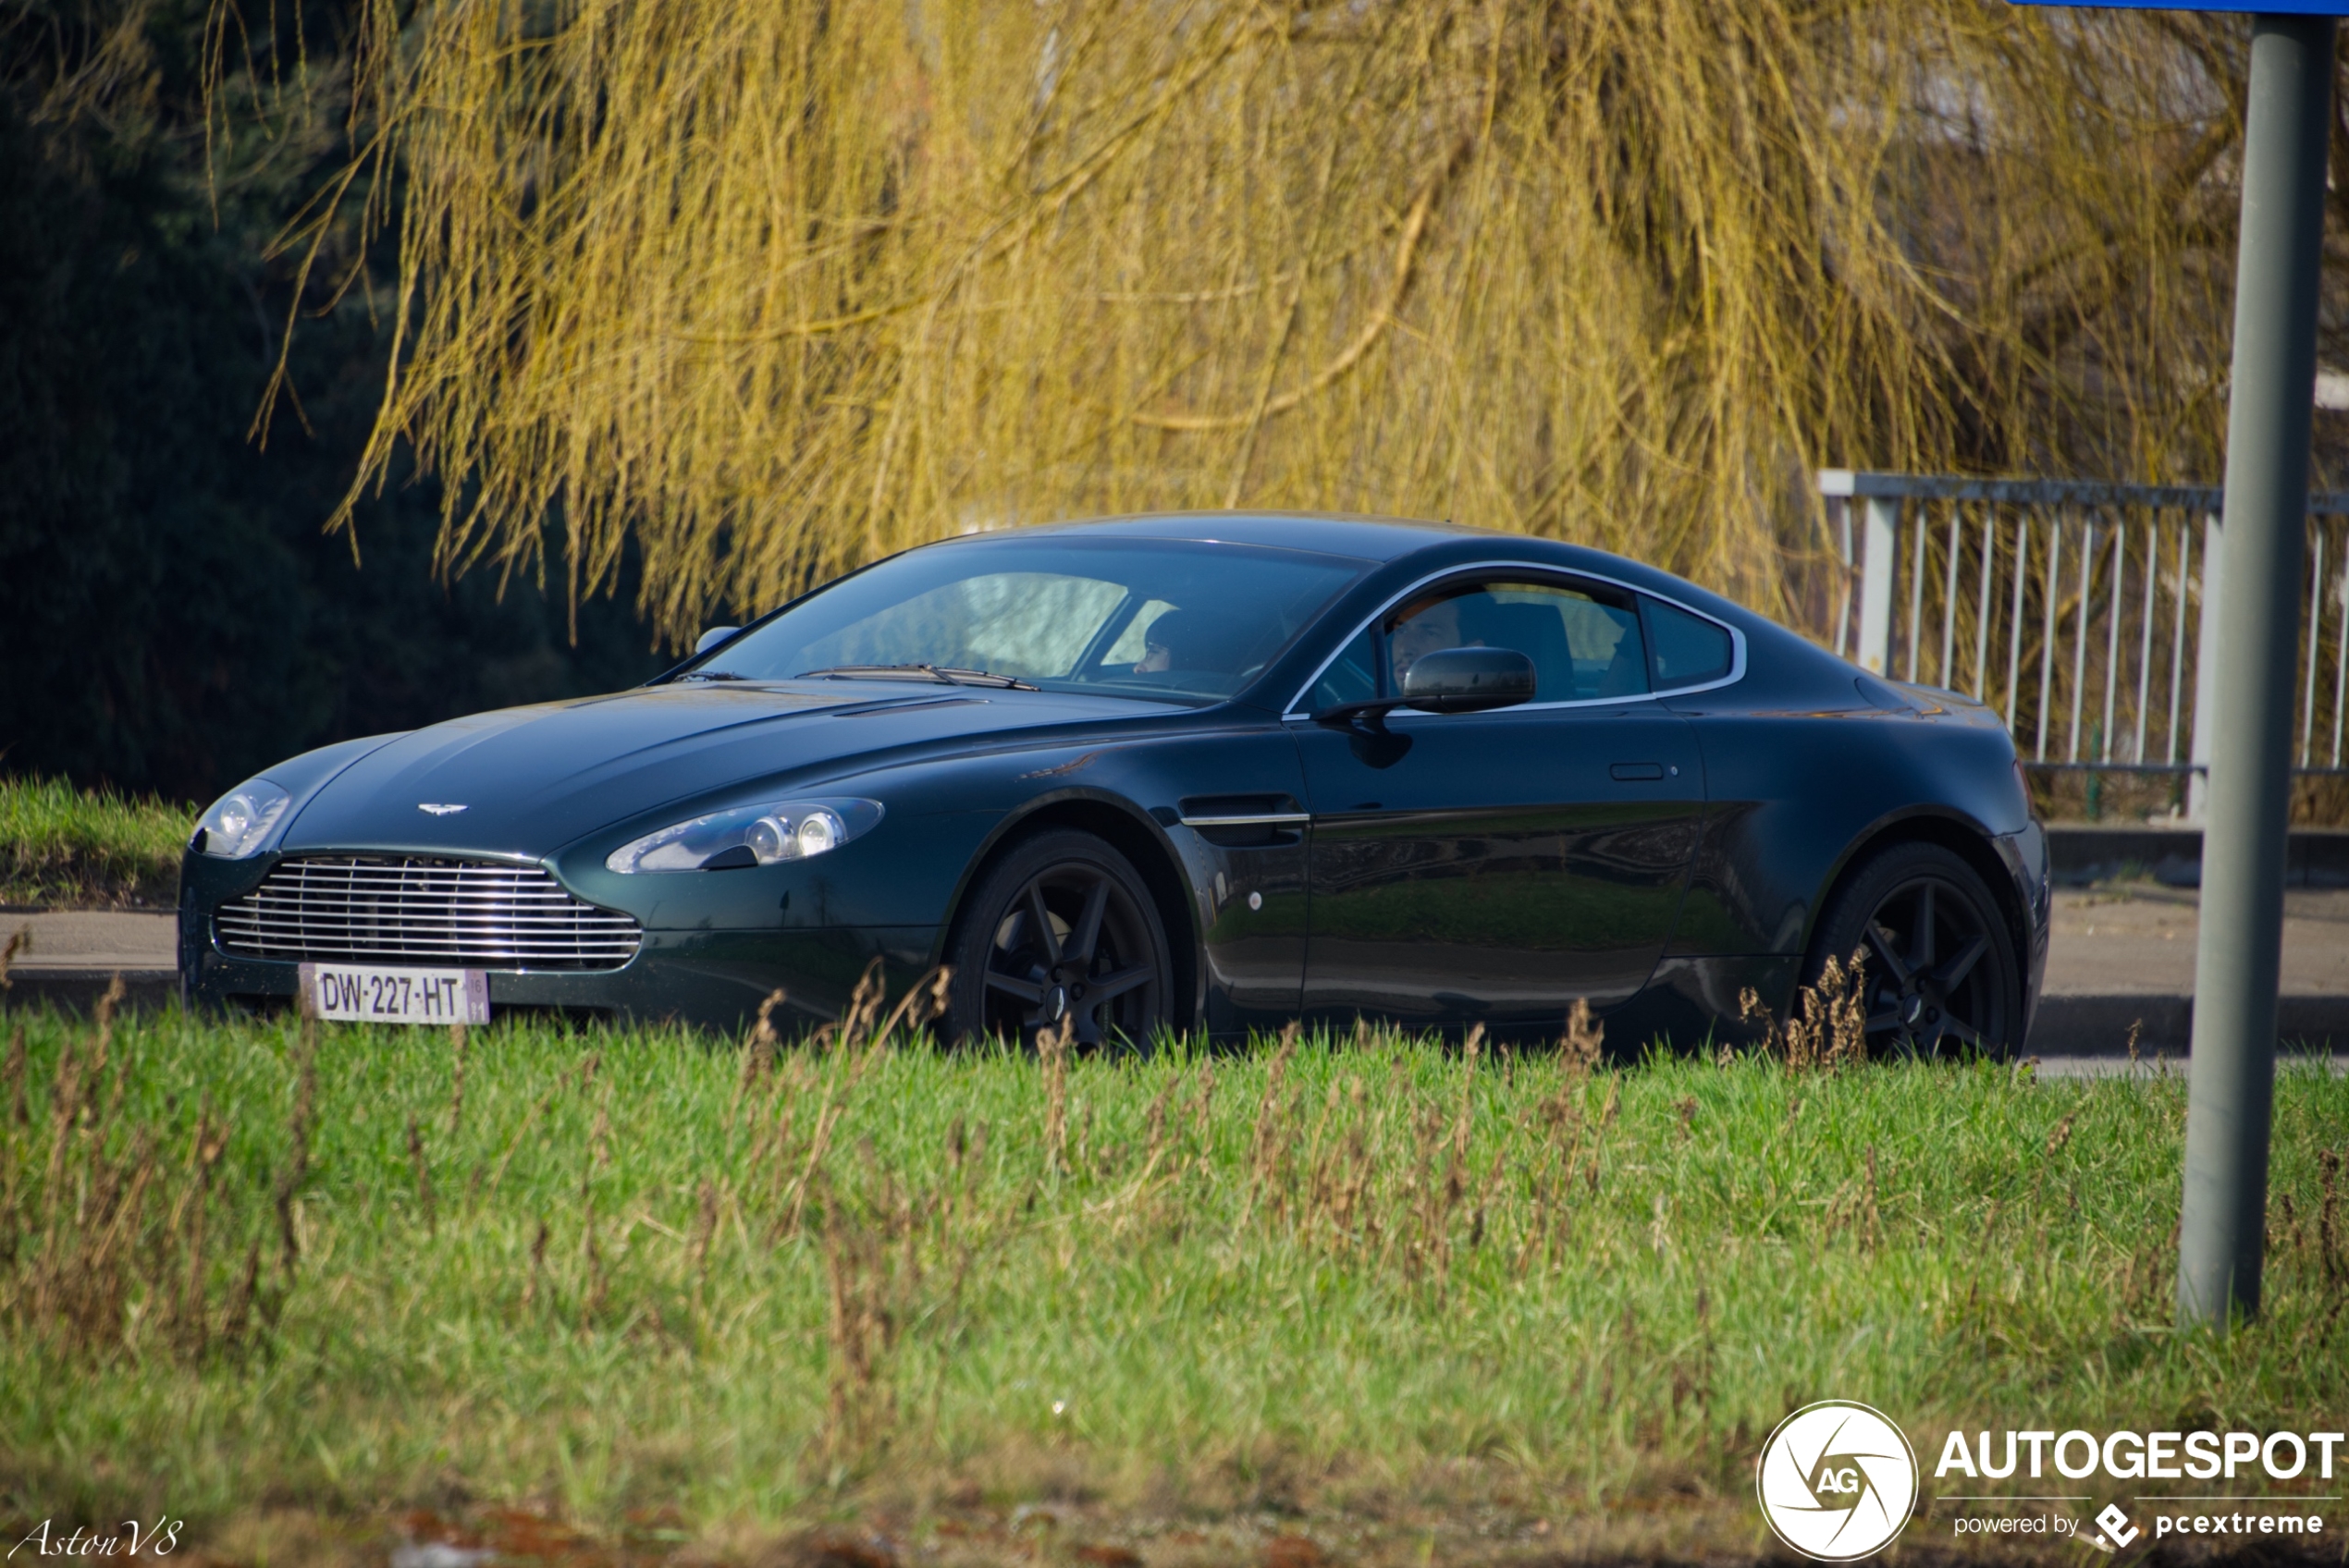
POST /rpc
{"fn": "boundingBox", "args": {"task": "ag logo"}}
[1755,1400,1919,1561]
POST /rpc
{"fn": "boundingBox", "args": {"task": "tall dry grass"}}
[235,1,2275,641]
[4,986,2348,1545]
[0,985,314,1364]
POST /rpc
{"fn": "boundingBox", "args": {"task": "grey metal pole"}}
[2179,13,2335,1331]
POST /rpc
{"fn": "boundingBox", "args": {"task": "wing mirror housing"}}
[1313,646,1536,726]
[1402,647,1536,713]
[693,626,742,656]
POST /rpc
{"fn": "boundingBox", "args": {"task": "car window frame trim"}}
[1279,562,1748,720]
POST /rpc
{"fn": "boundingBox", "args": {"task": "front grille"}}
[215,856,642,971]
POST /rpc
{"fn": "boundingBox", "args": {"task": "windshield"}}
[683,537,1372,702]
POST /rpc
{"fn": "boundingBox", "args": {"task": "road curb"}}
[2048,825,2349,887]
[7,967,2347,1060]
[3,969,179,1015]
[2029,991,2349,1054]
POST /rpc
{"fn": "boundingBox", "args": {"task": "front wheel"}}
[943,829,1173,1049]
[1806,840,2023,1058]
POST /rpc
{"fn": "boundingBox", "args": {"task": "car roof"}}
[935,510,1486,562]
[923,510,1759,622]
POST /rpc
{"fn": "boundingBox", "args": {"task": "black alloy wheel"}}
[945,829,1172,1049]
[1807,840,2023,1058]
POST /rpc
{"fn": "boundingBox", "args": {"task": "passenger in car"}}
[1386,595,1482,691]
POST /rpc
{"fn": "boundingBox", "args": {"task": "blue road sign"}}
[2009,2,2349,10]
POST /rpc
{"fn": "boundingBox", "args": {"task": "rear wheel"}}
[943,829,1172,1049]
[1806,840,2022,1058]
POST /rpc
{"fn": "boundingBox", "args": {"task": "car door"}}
[1292,571,1708,1029]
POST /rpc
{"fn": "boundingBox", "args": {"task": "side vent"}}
[1175,794,1310,848]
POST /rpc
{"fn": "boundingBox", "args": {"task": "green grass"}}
[0,776,189,908]
[3,1008,2345,1562]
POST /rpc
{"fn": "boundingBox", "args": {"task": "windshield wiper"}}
[796,664,1039,691]
[675,670,747,682]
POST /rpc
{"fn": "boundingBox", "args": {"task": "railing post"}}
[1829,496,1853,656]
[1857,497,1899,676]
[1814,472,2349,800]
[2188,512,2223,824]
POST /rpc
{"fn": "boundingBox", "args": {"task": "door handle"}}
[1609,762,1667,781]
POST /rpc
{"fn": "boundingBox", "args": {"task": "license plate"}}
[300,962,489,1025]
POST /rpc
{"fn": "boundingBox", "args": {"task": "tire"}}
[1805,839,2023,1059]
[943,829,1173,1049]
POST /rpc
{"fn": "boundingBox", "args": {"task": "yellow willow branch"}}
[1088,267,1312,304]
[1133,132,1471,434]
[664,296,927,345]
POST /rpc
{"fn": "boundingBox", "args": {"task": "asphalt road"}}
[7,889,2349,1061]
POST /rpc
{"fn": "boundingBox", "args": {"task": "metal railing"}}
[1819,471,2349,791]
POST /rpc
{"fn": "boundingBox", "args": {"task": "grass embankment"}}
[2,1002,2344,1565]
[0,776,188,907]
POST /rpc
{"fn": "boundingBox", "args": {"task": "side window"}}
[1307,625,1380,711]
[1384,578,1647,702]
[1552,588,1648,699]
[1643,596,1735,690]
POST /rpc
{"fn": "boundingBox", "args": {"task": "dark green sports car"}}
[180,513,2048,1052]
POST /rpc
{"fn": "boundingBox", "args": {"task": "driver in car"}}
[1130,608,1246,676]
[1132,611,1184,674]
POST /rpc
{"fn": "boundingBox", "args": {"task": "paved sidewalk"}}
[4,911,176,972]
[2045,885,2349,995]
[2030,884,2349,1053]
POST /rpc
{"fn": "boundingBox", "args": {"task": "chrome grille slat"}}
[219,911,624,925]
[236,886,580,894]
[216,856,642,971]
[224,905,623,920]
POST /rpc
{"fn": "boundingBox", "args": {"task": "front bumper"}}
[181,925,943,1035]
[178,851,943,1035]
[178,823,965,1035]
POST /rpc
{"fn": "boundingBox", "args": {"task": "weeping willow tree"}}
[245,0,2272,641]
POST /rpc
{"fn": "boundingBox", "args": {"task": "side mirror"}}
[693,626,741,656]
[1403,647,1536,713]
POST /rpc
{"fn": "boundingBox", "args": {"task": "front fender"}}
[848,723,1311,1032]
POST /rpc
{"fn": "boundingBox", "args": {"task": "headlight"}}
[192,778,292,859]
[606,798,882,873]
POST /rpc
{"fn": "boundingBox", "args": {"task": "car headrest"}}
[1457,600,1572,700]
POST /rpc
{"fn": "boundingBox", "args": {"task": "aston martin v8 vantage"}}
[180,514,2050,1052]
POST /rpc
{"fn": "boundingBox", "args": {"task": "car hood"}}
[278,682,1185,856]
